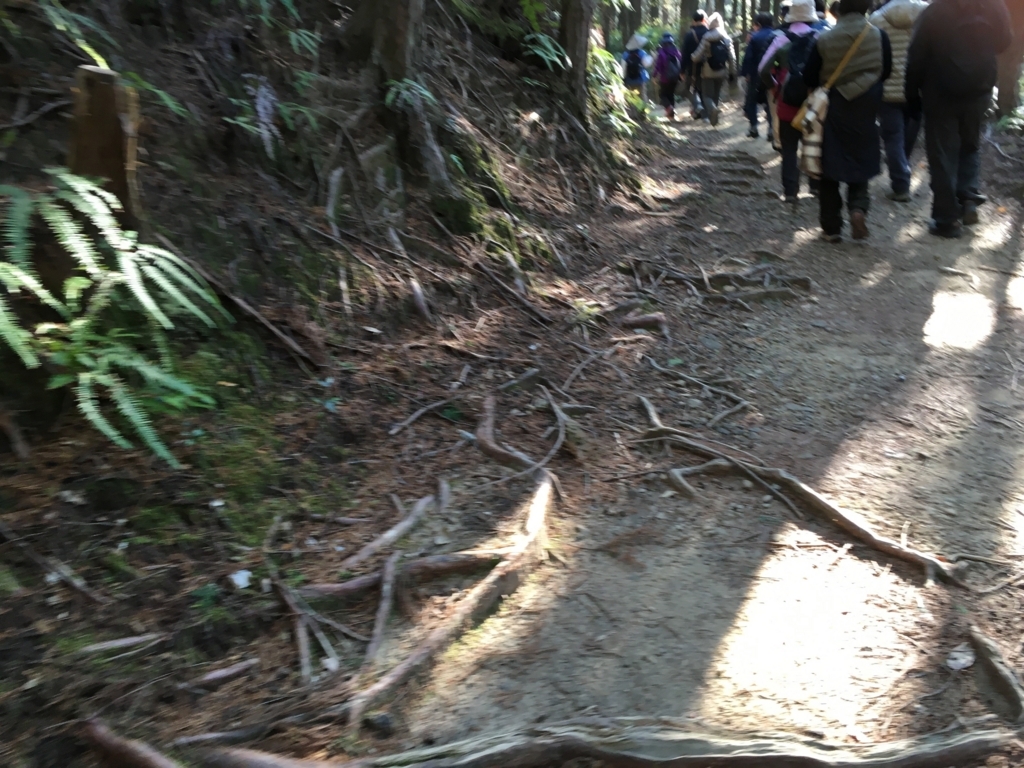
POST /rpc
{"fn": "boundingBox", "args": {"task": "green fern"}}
[0,168,228,466]
[0,185,34,268]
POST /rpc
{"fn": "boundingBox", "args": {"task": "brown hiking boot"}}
[850,209,869,241]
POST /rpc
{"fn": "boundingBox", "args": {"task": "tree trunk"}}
[600,3,613,49]
[558,0,597,121]
[715,0,725,17]
[371,0,424,82]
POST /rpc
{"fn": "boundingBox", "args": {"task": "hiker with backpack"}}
[759,0,823,202]
[691,12,737,126]
[804,0,892,242]
[741,13,779,139]
[682,11,711,119]
[870,0,928,203]
[654,32,684,120]
[905,0,1013,238]
[621,33,654,103]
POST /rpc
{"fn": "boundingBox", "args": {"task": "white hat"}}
[786,0,819,23]
[625,33,649,51]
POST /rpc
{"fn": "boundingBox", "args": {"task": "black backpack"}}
[662,47,682,82]
[624,49,644,81]
[708,38,730,71]
[780,31,816,107]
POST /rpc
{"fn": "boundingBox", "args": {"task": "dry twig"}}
[0,519,110,604]
[389,398,453,436]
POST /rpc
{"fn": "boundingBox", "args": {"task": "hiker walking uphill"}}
[682,11,711,120]
[870,0,928,203]
[655,33,684,120]
[760,0,823,202]
[906,0,1013,238]
[691,13,737,126]
[742,13,778,139]
[804,0,891,242]
[622,33,654,103]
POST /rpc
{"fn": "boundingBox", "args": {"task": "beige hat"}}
[786,0,819,23]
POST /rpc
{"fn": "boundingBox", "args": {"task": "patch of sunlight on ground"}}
[923,292,995,350]
[695,524,926,737]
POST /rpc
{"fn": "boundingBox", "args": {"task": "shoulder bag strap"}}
[824,23,872,91]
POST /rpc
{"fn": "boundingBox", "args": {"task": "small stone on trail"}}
[687,398,703,410]
[741,480,754,490]
[761,495,773,503]
[434,535,451,546]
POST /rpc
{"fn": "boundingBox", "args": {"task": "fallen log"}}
[195,717,1011,768]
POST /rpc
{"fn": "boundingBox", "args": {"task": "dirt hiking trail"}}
[387,99,1024,757]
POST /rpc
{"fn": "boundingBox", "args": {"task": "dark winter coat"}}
[741,27,778,79]
[805,14,892,183]
[681,24,709,78]
[905,0,1013,108]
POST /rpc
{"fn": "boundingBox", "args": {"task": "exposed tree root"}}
[344,474,553,730]
[969,625,1024,722]
[637,396,956,582]
[475,395,535,471]
[362,551,401,670]
[185,659,260,691]
[389,398,454,436]
[298,551,505,600]
[195,718,1011,768]
[341,496,434,570]
[83,719,183,768]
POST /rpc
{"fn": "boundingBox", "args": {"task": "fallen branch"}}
[341,496,434,571]
[0,518,110,604]
[707,400,750,428]
[154,234,314,365]
[83,719,183,768]
[563,346,618,392]
[345,474,553,730]
[969,625,1024,722]
[0,98,71,132]
[362,551,401,670]
[389,398,453,436]
[185,659,260,691]
[298,551,505,600]
[498,367,542,392]
[79,633,166,655]
[197,717,1011,768]
[295,615,312,682]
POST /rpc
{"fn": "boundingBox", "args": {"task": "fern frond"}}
[54,189,129,252]
[106,347,210,402]
[137,246,230,321]
[118,251,173,328]
[148,319,172,369]
[76,373,132,448]
[47,167,123,212]
[0,293,41,368]
[140,263,214,326]
[0,262,70,318]
[37,198,104,278]
[0,185,35,268]
[95,371,180,467]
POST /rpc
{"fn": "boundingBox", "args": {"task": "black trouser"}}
[779,121,818,197]
[659,80,678,110]
[923,95,987,228]
[819,177,869,236]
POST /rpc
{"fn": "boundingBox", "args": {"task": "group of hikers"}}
[621,0,1015,242]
